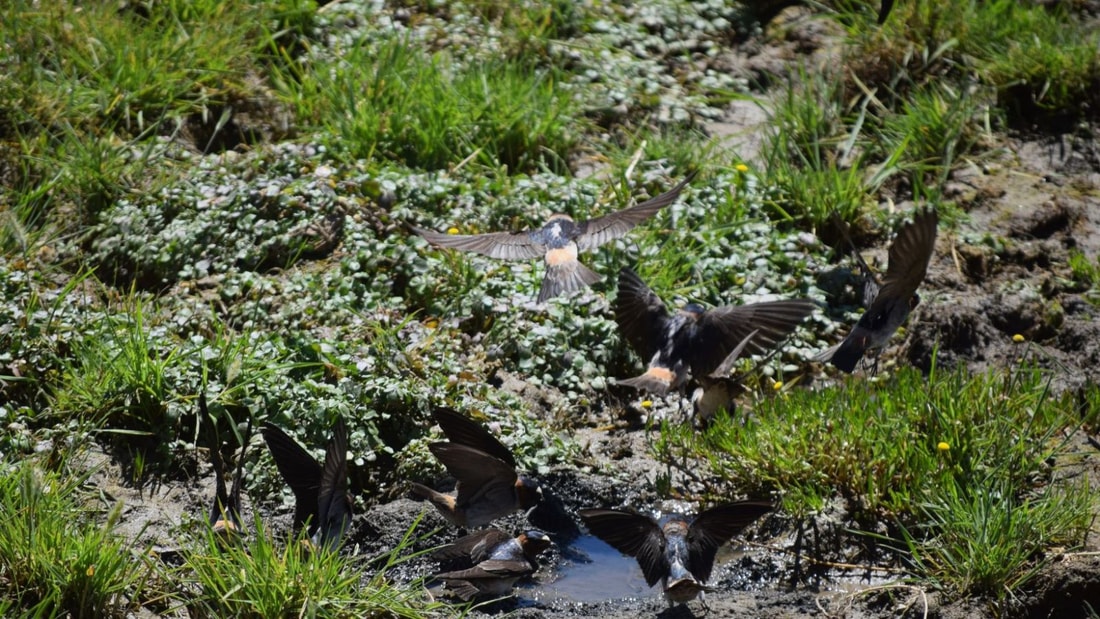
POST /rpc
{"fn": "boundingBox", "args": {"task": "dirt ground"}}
[79,7,1100,619]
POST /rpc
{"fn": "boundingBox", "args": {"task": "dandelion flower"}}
[937,441,950,452]
[1012,334,1025,343]
[641,400,653,409]
[772,381,783,391]
[446,226,460,235]
[735,163,749,173]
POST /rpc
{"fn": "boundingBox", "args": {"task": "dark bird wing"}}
[412,225,546,261]
[575,171,697,252]
[704,328,760,380]
[878,0,895,24]
[225,414,254,529]
[432,529,514,563]
[687,299,815,377]
[437,559,533,579]
[876,207,938,304]
[686,501,773,583]
[261,422,323,531]
[432,408,516,468]
[201,392,232,527]
[615,267,672,363]
[579,508,670,588]
[830,209,881,307]
[316,417,351,547]
[429,443,524,526]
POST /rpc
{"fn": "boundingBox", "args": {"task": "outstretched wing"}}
[579,508,669,588]
[686,501,773,583]
[432,408,516,468]
[877,207,937,304]
[261,422,323,531]
[614,267,672,364]
[412,226,545,261]
[687,300,815,377]
[315,418,351,549]
[575,172,697,251]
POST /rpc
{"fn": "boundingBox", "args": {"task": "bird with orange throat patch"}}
[412,172,696,304]
[410,408,542,529]
[615,267,814,397]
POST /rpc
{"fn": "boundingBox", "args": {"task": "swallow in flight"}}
[411,408,541,529]
[615,267,814,396]
[819,207,937,373]
[432,528,552,601]
[412,172,696,304]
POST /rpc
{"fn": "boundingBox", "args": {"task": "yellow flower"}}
[937,441,950,452]
[86,565,95,577]
[446,227,460,235]
[640,400,653,409]
[734,163,749,173]
[424,317,439,329]
[772,381,783,391]
[1012,334,1025,343]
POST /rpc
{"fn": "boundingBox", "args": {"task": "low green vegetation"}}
[1,0,1098,615]
[655,363,1091,599]
[181,516,443,618]
[0,463,158,618]
[280,37,580,172]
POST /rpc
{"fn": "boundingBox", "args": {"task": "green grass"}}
[0,0,309,234]
[1,0,1098,613]
[277,36,579,172]
[1,0,293,133]
[899,473,1090,601]
[844,0,1100,126]
[0,462,160,618]
[51,293,180,434]
[757,69,879,234]
[876,83,986,183]
[181,515,446,618]
[654,363,1090,596]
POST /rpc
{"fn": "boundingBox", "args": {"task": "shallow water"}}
[528,534,651,603]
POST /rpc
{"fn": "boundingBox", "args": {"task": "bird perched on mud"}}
[412,172,696,304]
[201,392,253,542]
[818,207,938,373]
[410,408,542,529]
[615,267,815,396]
[579,501,773,605]
[261,418,353,551]
[431,528,552,601]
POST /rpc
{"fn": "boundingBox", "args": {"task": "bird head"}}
[519,530,553,559]
[516,475,543,509]
[679,302,706,318]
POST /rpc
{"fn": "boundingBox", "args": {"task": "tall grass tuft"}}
[277,36,579,172]
[182,514,446,618]
[0,463,159,618]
